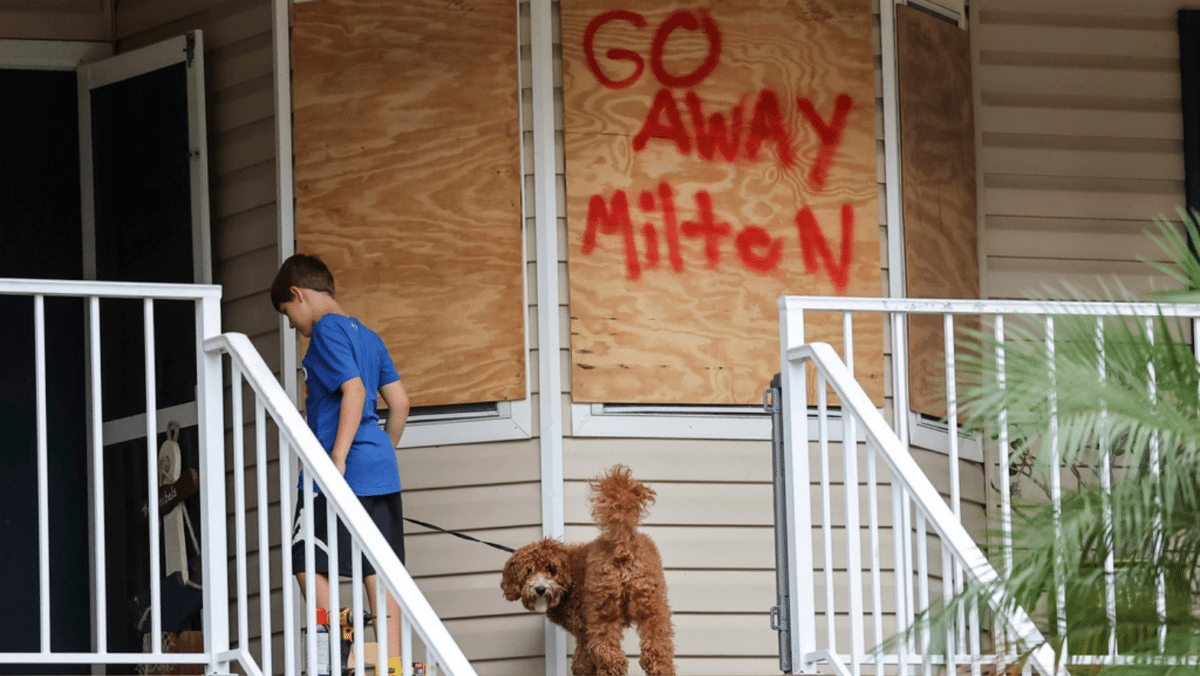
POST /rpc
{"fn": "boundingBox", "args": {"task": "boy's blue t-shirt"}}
[301,314,402,495]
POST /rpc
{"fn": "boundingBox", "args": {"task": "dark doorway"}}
[0,67,91,674]
[0,47,203,674]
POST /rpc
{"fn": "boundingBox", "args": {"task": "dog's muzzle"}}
[524,573,557,613]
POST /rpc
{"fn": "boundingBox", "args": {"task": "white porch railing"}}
[775,295,1200,676]
[0,278,474,676]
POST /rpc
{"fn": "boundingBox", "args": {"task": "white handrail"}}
[0,277,223,299]
[206,332,477,676]
[784,341,1062,676]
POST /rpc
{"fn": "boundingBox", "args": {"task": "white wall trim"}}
[906,0,966,28]
[882,2,905,303]
[272,0,298,403]
[529,0,569,672]
[571,400,981,463]
[908,411,983,463]
[397,398,533,448]
[76,34,189,89]
[571,401,773,440]
[530,0,563,538]
[880,0,911,449]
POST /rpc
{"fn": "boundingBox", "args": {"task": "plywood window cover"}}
[290,0,532,447]
[562,0,885,407]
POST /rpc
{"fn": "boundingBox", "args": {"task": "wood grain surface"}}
[898,5,979,418]
[293,0,525,407]
[563,0,883,405]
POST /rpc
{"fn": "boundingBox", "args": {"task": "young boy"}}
[271,254,409,671]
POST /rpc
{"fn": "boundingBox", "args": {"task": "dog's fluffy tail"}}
[589,464,656,543]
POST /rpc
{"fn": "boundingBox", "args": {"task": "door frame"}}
[78,31,212,286]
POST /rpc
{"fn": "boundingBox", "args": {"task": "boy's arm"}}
[331,377,367,476]
[379,379,409,448]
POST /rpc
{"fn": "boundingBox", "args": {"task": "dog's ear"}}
[500,555,522,601]
[551,548,572,588]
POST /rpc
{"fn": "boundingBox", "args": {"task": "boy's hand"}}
[334,456,347,476]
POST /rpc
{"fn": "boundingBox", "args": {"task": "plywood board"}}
[562,0,884,405]
[293,0,525,407]
[898,5,979,418]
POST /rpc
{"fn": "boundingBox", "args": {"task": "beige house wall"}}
[0,0,111,41]
[975,0,1187,300]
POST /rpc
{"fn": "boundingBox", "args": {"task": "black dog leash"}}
[403,517,515,553]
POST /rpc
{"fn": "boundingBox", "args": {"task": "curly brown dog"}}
[500,465,675,675]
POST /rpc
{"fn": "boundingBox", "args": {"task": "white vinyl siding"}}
[974,0,1187,300]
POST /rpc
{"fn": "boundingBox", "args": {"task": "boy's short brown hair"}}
[271,254,336,311]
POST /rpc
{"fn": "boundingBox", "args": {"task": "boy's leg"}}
[364,574,403,666]
[295,571,333,610]
[293,491,338,621]
[357,491,406,672]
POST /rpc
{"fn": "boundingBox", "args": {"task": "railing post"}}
[195,291,230,673]
[778,298,817,672]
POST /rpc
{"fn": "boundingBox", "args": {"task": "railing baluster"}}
[1047,316,1066,639]
[891,308,910,447]
[87,295,108,655]
[817,373,837,656]
[303,470,318,676]
[968,595,981,676]
[941,540,953,672]
[34,295,50,654]
[232,361,250,653]
[842,312,865,673]
[1146,318,1167,651]
[1097,319,1116,658]
[402,612,414,676]
[906,495,918,666]
[352,544,366,676]
[944,314,969,666]
[377,566,390,674]
[892,475,909,676]
[992,315,1011,671]
[144,298,163,649]
[915,510,930,665]
[866,440,884,676]
[280,434,297,676]
[255,397,273,676]
[328,485,341,672]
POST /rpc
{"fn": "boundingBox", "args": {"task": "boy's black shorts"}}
[291,490,406,578]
